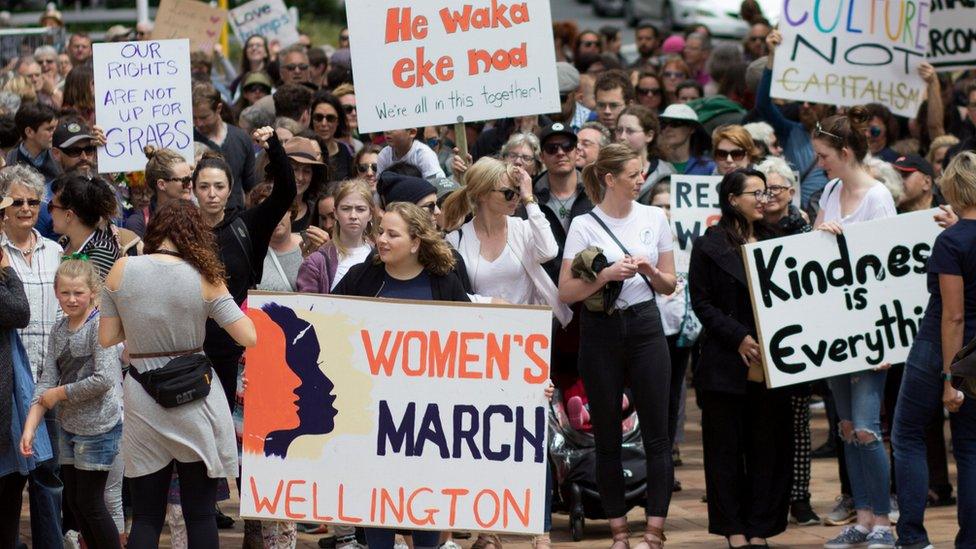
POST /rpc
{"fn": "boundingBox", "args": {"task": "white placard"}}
[241,292,552,533]
[927,1,976,71]
[770,0,930,117]
[670,175,721,274]
[230,0,301,49]
[743,210,943,388]
[94,39,194,174]
[345,0,560,134]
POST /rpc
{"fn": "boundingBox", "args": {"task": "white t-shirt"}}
[468,245,535,305]
[330,244,372,291]
[376,140,446,179]
[818,178,896,225]
[563,203,673,308]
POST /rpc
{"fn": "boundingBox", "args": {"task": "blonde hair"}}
[143,146,188,192]
[581,143,639,204]
[380,203,456,276]
[942,151,976,211]
[4,76,36,104]
[55,259,102,296]
[441,157,516,231]
[711,124,761,163]
[928,134,960,167]
[332,179,376,255]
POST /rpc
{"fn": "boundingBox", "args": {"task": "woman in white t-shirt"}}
[558,144,677,549]
[296,180,375,294]
[812,106,898,549]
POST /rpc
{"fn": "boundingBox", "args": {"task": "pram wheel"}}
[570,482,585,541]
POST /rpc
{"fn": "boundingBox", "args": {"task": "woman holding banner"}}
[892,151,976,549]
[558,144,676,549]
[688,168,792,548]
[813,107,898,549]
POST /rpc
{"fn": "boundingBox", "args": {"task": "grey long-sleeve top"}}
[32,314,121,436]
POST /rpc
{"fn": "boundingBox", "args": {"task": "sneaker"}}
[812,440,839,459]
[440,542,462,549]
[825,495,857,526]
[672,446,683,467]
[866,527,896,548]
[824,526,869,548]
[894,542,934,549]
[63,531,81,549]
[567,396,589,430]
[889,496,900,524]
[215,505,235,529]
[790,500,822,526]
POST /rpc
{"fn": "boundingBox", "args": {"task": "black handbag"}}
[128,348,213,408]
[950,336,976,399]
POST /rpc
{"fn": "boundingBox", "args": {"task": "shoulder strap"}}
[229,217,257,282]
[587,211,655,296]
[267,250,293,291]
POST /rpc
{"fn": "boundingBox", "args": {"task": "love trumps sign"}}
[742,210,942,388]
[240,292,552,533]
[770,0,930,117]
[345,0,560,134]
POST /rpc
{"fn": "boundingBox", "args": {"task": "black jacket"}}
[688,225,758,394]
[333,260,471,303]
[517,169,593,283]
[204,134,296,359]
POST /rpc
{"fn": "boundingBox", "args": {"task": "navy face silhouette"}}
[262,303,339,458]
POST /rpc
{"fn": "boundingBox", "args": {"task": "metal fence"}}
[0,26,66,66]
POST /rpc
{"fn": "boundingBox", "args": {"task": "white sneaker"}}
[440,542,463,549]
[63,530,81,549]
[889,496,900,524]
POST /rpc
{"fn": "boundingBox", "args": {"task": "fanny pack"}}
[128,348,213,408]
[951,336,976,399]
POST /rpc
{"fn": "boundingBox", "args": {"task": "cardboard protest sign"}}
[743,210,943,388]
[345,0,560,134]
[230,0,300,49]
[241,292,552,533]
[152,0,227,52]
[670,175,721,274]
[93,40,195,174]
[770,0,930,117]
[927,0,976,71]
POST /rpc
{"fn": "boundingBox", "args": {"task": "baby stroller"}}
[549,386,648,541]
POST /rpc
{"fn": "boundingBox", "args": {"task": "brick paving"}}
[19,397,961,548]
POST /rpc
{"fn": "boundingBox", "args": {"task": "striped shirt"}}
[61,227,120,280]
[2,229,62,381]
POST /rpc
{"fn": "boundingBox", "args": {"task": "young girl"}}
[21,259,122,549]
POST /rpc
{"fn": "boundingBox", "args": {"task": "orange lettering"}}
[362,330,403,376]
[338,483,363,523]
[311,482,334,521]
[459,332,484,379]
[441,488,469,527]
[406,487,436,526]
[486,333,510,380]
[503,489,531,528]
[250,477,284,514]
[384,7,428,44]
[522,333,550,384]
[473,489,500,528]
[402,331,428,376]
[429,331,458,377]
[284,480,307,519]
[380,487,405,524]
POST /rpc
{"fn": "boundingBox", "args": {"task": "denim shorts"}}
[58,421,122,471]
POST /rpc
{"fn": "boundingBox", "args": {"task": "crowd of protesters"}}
[0,3,975,549]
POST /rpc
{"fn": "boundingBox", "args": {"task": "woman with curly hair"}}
[333,202,468,301]
[98,199,256,548]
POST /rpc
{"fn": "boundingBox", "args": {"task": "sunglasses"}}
[7,198,41,208]
[580,40,599,48]
[283,63,309,72]
[46,202,67,214]
[59,145,96,157]
[357,163,377,174]
[166,176,193,187]
[662,120,693,129]
[37,58,56,64]
[314,113,339,124]
[542,141,575,155]
[418,202,437,213]
[339,34,350,41]
[663,71,686,79]
[637,87,662,96]
[715,148,746,161]
[243,85,269,94]
[342,104,357,114]
[495,188,519,201]
[868,126,883,138]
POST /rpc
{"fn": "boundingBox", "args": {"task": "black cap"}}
[54,120,93,149]
[377,171,437,208]
[538,122,577,147]
[892,154,934,179]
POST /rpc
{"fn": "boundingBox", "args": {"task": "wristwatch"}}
[523,194,537,205]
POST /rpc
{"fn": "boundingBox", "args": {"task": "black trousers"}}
[62,465,121,548]
[0,473,26,548]
[578,301,673,518]
[127,461,218,549]
[700,384,793,539]
[665,334,691,445]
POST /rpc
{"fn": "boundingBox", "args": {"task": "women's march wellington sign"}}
[770,0,930,117]
[346,0,560,133]
[743,211,943,388]
[240,292,552,533]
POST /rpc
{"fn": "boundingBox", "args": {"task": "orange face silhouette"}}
[242,308,302,455]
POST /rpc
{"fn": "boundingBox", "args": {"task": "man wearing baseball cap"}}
[892,154,942,213]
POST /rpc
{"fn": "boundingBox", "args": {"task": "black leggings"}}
[127,460,218,549]
[665,334,691,445]
[0,473,26,548]
[62,465,121,548]
[578,302,673,518]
